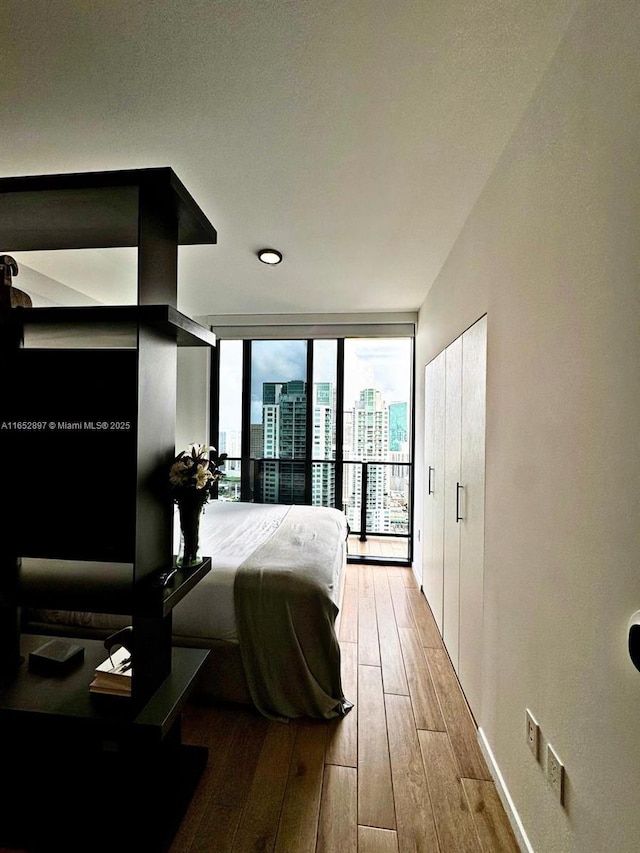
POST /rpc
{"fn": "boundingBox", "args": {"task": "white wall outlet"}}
[525,709,540,760]
[547,743,565,804]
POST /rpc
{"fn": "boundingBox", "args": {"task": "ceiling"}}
[3,0,578,320]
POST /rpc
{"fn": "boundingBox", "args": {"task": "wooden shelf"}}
[0,635,210,730]
[12,304,216,348]
[135,644,211,740]
[0,166,217,250]
[136,558,213,618]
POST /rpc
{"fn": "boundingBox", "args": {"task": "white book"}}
[89,645,132,695]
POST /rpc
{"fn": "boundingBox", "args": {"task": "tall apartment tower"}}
[261,380,307,503]
[312,382,335,506]
[259,380,336,506]
[346,388,391,534]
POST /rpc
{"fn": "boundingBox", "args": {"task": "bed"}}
[21,501,352,721]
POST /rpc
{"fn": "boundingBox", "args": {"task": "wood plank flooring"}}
[171,564,521,853]
[347,536,410,561]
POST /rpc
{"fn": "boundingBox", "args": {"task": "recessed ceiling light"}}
[257,248,283,265]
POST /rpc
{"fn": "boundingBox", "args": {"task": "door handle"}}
[456,482,464,522]
[428,466,434,495]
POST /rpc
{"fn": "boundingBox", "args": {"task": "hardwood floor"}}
[171,564,521,853]
[347,535,410,561]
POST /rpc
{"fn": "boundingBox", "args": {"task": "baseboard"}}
[477,727,535,853]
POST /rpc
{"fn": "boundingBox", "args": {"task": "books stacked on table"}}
[89,645,132,696]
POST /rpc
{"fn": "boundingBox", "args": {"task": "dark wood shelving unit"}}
[13,303,217,348]
[0,635,209,730]
[0,166,217,250]
[0,167,217,851]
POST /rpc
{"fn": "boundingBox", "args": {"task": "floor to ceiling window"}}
[212,331,413,564]
[342,338,412,560]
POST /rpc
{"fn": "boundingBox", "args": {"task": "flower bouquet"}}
[169,443,226,567]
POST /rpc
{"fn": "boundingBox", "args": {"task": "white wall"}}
[175,347,210,454]
[414,2,640,851]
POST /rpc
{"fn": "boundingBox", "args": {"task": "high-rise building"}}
[312,382,335,506]
[250,424,264,460]
[261,380,307,503]
[345,388,391,533]
[259,380,335,505]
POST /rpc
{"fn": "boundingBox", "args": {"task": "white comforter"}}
[172,500,294,642]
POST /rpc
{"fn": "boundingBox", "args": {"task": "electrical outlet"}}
[547,743,565,804]
[525,709,540,760]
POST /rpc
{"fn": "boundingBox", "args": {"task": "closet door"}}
[458,315,487,717]
[422,315,487,712]
[422,351,445,631]
[443,335,462,671]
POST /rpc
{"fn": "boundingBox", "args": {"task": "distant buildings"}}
[220,380,409,535]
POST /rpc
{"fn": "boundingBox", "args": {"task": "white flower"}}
[194,463,214,489]
[187,442,214,460]
[170,442,225,503]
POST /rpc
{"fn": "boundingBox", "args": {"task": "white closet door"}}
[458,315,487,717]
[443,336,462,671]
[423,351,445,631]
[423,362,435,598]
[431,352,446,632]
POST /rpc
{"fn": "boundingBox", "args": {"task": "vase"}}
[177,495,204,568]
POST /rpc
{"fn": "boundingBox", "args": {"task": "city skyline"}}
[218,377,410,537]
[218,338,411,432]
[220,383,409,458]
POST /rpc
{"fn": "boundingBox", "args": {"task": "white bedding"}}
[172,500,293,642]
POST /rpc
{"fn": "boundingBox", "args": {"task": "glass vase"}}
[176,496,204,568]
